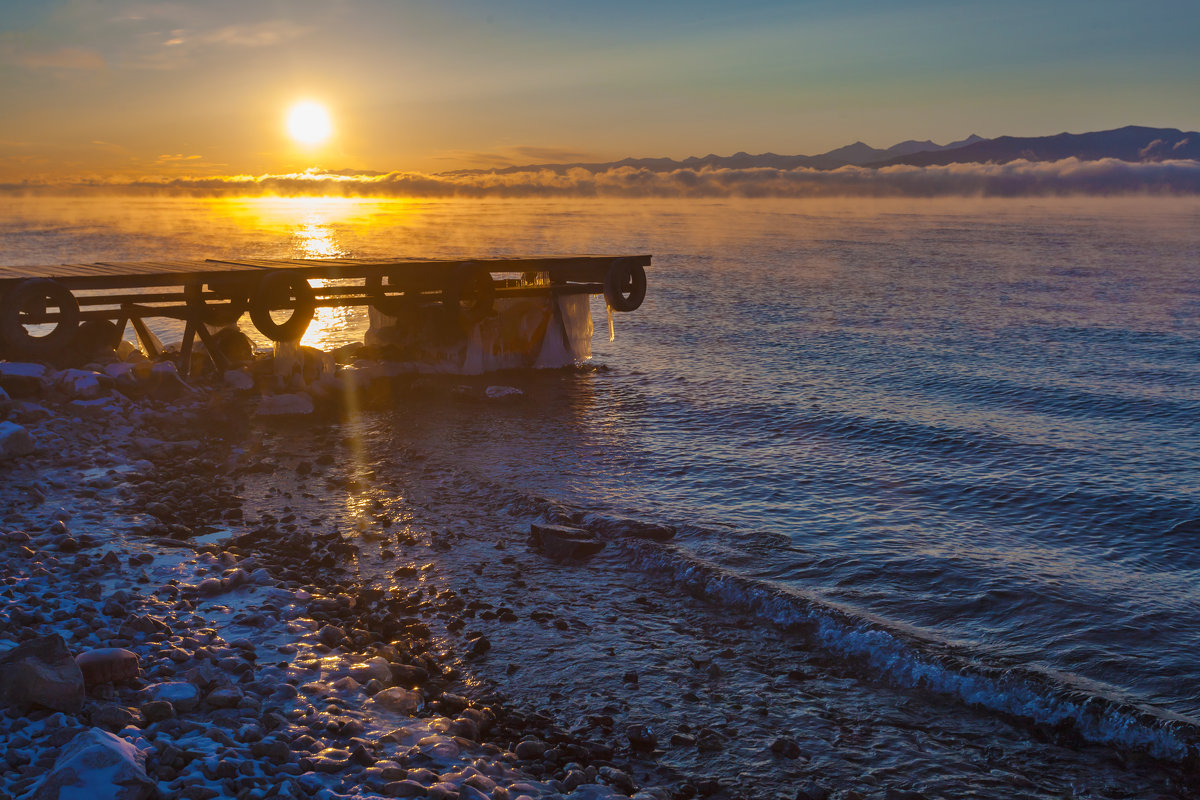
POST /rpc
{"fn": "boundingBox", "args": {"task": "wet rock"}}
[0,420,36,459]
[370,687,421,714]
[197,578,223,597]
[466,635,491,659]
[256,392,314,417]
[90,704,141,732]
[529,523,605,560]
[0,633,85,713]
[514,739,547,760]
[311,747,351,773]
[627,724,657,751]
[770,737,802,759]
[389,663,428,686]
[205,687,244,709]
[599,766,636,793]
[27,728,155,800]
[140,699,175,723]
[484,385,524,401]
[317,624,346,647]
[383,779,428,797]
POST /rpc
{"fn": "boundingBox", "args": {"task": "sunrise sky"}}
[1,0,1197,183]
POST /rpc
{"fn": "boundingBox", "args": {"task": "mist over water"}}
[6,195,1200,777]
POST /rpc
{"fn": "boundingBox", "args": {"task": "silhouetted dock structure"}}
[0,255,650,372]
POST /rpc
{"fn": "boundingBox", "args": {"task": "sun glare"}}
[286,101,332,146]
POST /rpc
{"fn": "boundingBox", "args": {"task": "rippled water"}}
[6,195,1200,782]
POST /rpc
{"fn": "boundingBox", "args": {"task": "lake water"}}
[5,195,1200,796]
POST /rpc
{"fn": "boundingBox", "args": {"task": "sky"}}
[1,0,1197,183]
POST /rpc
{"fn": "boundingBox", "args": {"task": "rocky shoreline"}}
[0,352,674,800]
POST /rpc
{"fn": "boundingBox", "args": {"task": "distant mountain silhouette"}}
[442,134,984,176]
[442,127,1197,176]
[872,126,1200,167]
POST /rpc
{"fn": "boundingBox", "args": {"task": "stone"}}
[0,634,85,713]
[27,728,155,800]
[484,385,524,400]
[528,523,605,559]
[75,648,141,688]
[514,739,546,760]
[0,362,48,397]
[256,392,314,417]
[466,636,490,659]
[370,687,421,714]
[144,681,201,713]
[770,737,802,758]
[626,724,657,751]
[224,369,255,392]
[205,687,244,708]
[599,766,636,793]
[389,663,428,686]
[0,420,36,459]
[382,779,427,798]
[317,624,346,646]
[349,657,393,684]
[56,369,109,399]
[90,704,141,732]
[140,699,175,723]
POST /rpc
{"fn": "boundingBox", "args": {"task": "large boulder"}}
[76,648,141,688]
[529,523,606,560]
[56,368,110,399]
[0,420,36,459]
[27,728,155,800]
[0,633,85,713]
[0,362,48,397]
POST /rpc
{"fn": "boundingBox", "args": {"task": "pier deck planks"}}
[0,255,650,291]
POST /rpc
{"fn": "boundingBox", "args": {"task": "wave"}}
[554,509,1200,763]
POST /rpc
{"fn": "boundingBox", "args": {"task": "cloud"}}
[7,158,1200,198]
[6,45,106,71]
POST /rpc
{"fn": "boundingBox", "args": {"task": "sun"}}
[286,101,332,146]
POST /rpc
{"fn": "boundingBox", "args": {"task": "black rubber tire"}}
[604,259,647,312]
[443,262,495,325]
[248,271,316,341]
[185,281,250,327]
[366,273,414,317]
[0,279,81,359]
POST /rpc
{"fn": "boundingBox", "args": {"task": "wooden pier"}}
[0,255,650,369]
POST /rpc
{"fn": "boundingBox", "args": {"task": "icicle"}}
[606,301,615,342]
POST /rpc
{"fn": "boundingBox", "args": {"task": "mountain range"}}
[447,126,1199,176]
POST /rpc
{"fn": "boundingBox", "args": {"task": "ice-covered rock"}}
[26,728,155,800]
[0,420,35,459]
[528,523,606,560]
[56,368,109,399]
[255,392,314,417]
[0,362,48,397]
[369,686,422,714]
[0,633,85,713]
[485,385,524,401]
[224,369,255,391]
[142,680,200,712]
